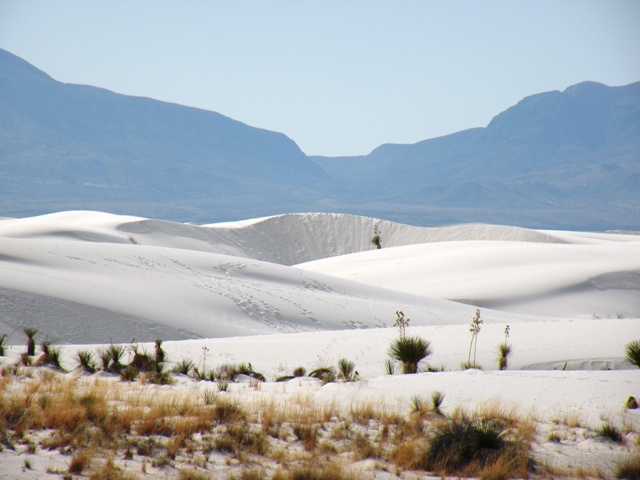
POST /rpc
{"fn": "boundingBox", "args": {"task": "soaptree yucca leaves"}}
[388,335,432,374]
[75,350,97,374]
[497,342,513,370]
[625,339,640,368]
[337,358,356,382]
[23,326,38,356]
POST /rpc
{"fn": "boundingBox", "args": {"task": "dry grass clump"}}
[89,457,139,480]
[615,454,640,479]
[68,449,92,474]
[275,460,362,480]
[227,466,265,480]
[2,356,620,480]
[422,409,531,478]
[177,468,212,480]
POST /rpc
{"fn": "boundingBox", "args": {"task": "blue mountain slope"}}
[0,49,331,220]
[1,47,638,229]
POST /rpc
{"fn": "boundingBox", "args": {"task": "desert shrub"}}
[215,362,264,382]
[174,358,195,376]
[147,362,173,385]
[293,366,306,377]
[129,350,155,372]
[337,358,357,382]
[388,335,432,374]
[0,334,7,356]
[625,340,640,368]
[425,413,517,474]
[292,424,319,451]
[213,399,244,423]
[120,365,139,382]
[23,327,38,356]
[351,432,378,460]
[75,350,96,374]
[615,454,640,479]
[226,424,268,455]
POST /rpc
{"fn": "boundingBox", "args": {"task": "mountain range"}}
[1,48,638,229]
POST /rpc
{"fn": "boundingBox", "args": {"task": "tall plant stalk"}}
[467,309,482,366]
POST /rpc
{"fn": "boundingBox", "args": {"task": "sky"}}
[0,1,639,157]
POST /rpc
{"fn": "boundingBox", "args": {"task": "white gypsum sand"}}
[0,211,638,479]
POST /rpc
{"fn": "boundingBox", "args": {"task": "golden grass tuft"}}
[68,449,92,474]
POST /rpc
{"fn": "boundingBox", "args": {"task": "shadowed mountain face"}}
[0,49,333,221]
[314,81,640,229]
[1,48,638,229]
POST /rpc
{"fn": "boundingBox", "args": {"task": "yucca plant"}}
[0,333,7,356]
[337,358,357,382]
[108,343,126,373]
[496,324,512,370]
[388,335,432,374]
[96,347,112,371]
[497,343,513,370]
[309,365,336,384]
[23,327,38,356]
[466,309,483,368]
[410,395,428,415]
[75,350,97,374]
[625,339,640,368]
[371,224,382,249]
[431,391,446,415]
[35,338,64,370]
[154,339,166,364]
[383,358,396,375]
[173,358,195,376]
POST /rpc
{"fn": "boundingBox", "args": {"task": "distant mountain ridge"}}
[0,48,331,220]
[1,48,638,229]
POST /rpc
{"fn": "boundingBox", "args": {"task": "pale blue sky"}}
[1,0,638,156]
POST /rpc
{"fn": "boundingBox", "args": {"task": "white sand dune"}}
[0,211,639,479]
[298,236,640,318]
[1,211,638,345]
